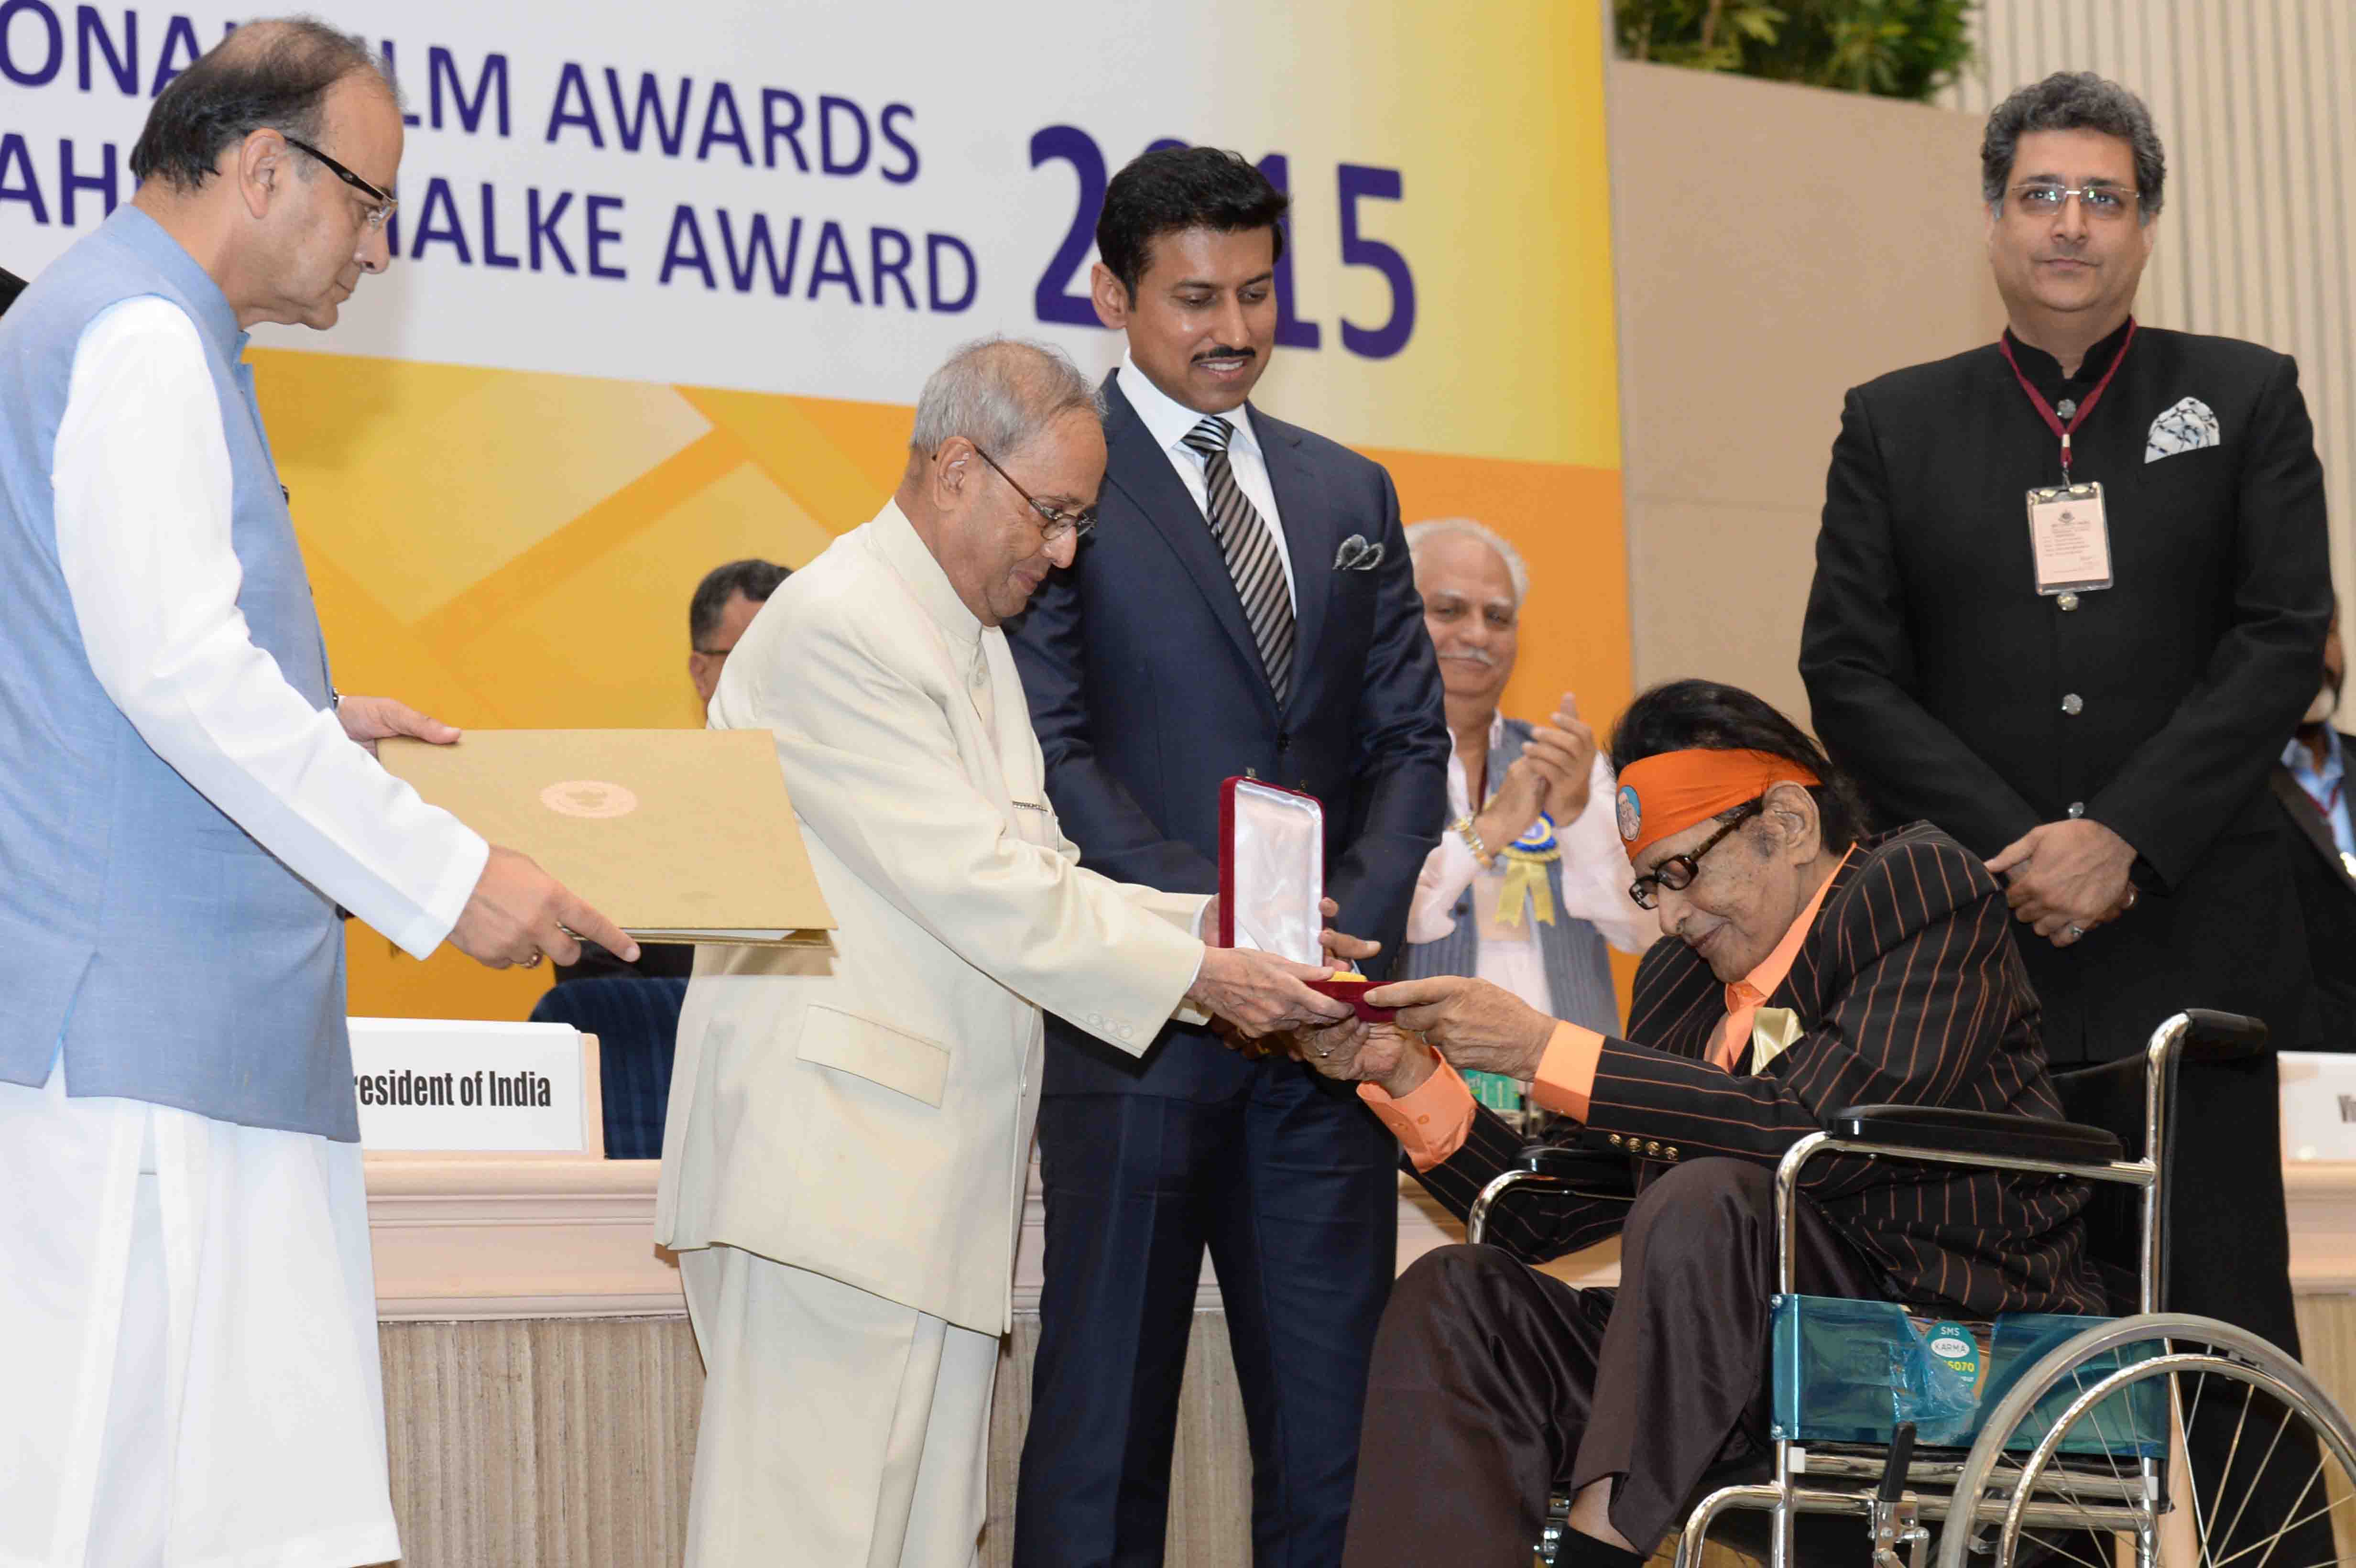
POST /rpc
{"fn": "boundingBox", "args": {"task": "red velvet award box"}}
[1215,776,1394,1021]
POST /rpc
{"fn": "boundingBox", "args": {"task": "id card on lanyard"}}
[2001,320,2135,597]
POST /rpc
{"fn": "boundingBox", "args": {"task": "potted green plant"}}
[1617,0,1976,103]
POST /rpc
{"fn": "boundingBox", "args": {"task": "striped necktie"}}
[1180,415,1295,705]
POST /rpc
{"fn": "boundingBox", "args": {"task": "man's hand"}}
[1986,819,2138,947]
[1527,692,1598,823]
[1472,693,1596,849]
[1317,895,1381,969]
[1186,948,1352,1039]
[1292,1019,1436,1097]
[1474,753,1555,851]
[337,694,460,758]
[447,846,641,970]
[1364,974,1557,1079]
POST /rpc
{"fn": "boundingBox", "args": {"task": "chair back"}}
[528,977,689,1159]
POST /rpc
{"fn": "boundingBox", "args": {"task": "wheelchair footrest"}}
[1769,1294,2166,1456]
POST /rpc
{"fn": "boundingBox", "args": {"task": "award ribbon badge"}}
[1494,813,1562,928]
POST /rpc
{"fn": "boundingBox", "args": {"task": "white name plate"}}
[350,1018,603,1155]
[2280,1051,2356,1163]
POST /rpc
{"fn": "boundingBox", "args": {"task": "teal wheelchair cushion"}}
[1769,1294,2165,1456]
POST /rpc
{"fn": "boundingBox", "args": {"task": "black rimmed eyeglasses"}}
[1628,799,1763,911]
[281,134,398,232]
[972,446,1097,544]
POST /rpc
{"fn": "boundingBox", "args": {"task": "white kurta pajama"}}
[660,503,1212,1566]
[0,298,487,1568]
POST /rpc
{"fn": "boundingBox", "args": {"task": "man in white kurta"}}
[656,338,1351,1567]
[0,25,634,1568]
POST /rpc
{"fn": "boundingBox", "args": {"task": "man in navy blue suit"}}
[1006,146,1449,1566]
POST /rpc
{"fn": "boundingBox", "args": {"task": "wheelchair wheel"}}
[1934,1314,2356,1568]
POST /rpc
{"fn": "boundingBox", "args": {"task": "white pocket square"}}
[2146,396,2220,463]
[1333,535,1384,570]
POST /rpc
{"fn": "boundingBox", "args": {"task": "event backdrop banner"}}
[1,0,1631,1019]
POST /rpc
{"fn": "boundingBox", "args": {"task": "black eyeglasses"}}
[1628,800,1762,911]
[971,446,1097,543]
[281,134,398,232]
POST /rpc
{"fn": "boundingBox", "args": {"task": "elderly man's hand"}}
[337,694,460,759]
[449,846,640,970]
[1363,975,1557,1079]
[1527,692,1598,823]
[1292,1020,1437,1097]
[1475,694,1597,850]
[1986,819,2139,948]
[1187,948,1352,1039]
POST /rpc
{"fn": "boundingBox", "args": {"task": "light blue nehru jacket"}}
[0,206,359,1140]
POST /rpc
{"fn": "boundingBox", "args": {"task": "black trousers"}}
[1014,1066,1400,1568]
[1341,1158,1884,1568]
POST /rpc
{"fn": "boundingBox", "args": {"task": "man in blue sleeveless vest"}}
[0,23,633,1567]
[1398,519,1655,1119]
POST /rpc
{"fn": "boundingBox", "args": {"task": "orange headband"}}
[1614,748,1821,861]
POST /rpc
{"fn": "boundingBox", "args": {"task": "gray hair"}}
[1405,517,1530,609]
[1981,72,2166,222]
[908,337,1104,459]
[130,18,398,194]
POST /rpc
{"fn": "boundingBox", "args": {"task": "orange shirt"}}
[1361,849,1852,1171]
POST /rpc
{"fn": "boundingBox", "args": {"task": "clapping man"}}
[1400,518,1654,1116]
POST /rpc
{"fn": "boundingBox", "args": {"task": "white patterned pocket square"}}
[1333,534,1384,570]
[2146,396,2220,463]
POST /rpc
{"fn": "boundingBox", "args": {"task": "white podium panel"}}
[2281,1051,2356,1163]
[351,1018,602,1155]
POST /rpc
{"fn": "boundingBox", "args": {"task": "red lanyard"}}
[1998,318,2137,481]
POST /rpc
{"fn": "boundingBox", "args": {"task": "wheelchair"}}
[1467,1010,2356,1568]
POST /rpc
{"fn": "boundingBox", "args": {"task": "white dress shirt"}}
[51,297,488,959]
[1114,352,1296,610]
[1406,713,1657,1013]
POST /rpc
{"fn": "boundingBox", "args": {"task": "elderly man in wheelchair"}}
[1300,681,2356,1568]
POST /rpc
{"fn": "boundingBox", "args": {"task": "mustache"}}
[1439,646,1499,667]
[1192,344,1256,364]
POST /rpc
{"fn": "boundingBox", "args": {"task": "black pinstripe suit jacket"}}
[1416,823,2110,1318]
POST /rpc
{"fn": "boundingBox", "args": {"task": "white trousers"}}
[679,1246,999,1568]
[0,1064,398,1568]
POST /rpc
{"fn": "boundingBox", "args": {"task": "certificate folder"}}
[381,729,834,947]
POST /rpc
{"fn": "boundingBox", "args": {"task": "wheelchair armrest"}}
[1824,1104,2124,1170]
[1518,1142,1638,1198]
[1468,1143,1637,1246]
[2176,1007,2269,1063]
